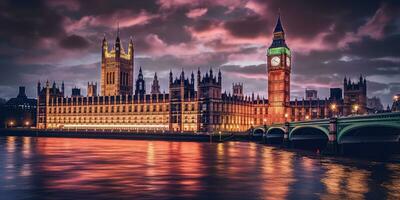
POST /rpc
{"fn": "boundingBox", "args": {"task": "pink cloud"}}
[65,10,158,34]
[245,0,268,16]
[158,0,196,9]
[158,0,244,12]
[339,4,391,48]
[186,8,208,19]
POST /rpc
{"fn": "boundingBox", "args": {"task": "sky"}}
[0,0,399,106]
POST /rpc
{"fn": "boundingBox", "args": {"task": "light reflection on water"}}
[0,136,399,200]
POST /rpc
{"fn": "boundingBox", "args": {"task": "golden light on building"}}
[353,104,359,113]
[330,103,337,111]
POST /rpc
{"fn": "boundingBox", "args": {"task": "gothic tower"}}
[267,14,291,124]
[151,72,161,94]
[100,27,134,96]
[135,67,146,96]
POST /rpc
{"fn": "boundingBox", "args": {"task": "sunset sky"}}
[0,0,399,106]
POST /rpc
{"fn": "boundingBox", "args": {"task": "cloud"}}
[186,8,208,18]
[339,4,395,48]
[65,10,159,34]
[59,34,90,49]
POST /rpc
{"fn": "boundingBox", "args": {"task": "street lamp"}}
[353,104,359,115]
[284,113,288,122]
[330,103,337,117]
[305,115,310,120]
[219,131,222,141]
[8,121,14,128]
[25,121,30,127]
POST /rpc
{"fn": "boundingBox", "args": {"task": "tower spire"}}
[117,21,120,38]
[274,12,284,33]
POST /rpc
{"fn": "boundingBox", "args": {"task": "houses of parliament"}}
[37,16,367,133]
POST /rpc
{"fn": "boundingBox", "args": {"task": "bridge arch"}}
[265,127,286,143]
[266,127,286,135]
[289,126,329,141]
[252,127,266,136]
[338,123,400,144]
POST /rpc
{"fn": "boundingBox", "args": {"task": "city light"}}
[305,115,310,120]
[330,103,337,110]
[394,95,398,101]
[284,113,288,118]
[25,121,30,126]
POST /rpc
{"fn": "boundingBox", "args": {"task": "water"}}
[0,136,399,200]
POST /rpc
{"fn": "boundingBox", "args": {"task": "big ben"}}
[267,15,291,124]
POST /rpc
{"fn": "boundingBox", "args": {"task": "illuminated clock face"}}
[271,56,281,66]
[286,57,291,67]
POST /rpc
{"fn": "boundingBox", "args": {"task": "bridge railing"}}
[253,112,400,131]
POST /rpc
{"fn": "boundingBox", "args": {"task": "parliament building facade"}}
[37,16,367,133]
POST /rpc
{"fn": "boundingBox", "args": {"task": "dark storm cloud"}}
[59,34,90,49]
[0,0,399,107]
[0,0,65,48]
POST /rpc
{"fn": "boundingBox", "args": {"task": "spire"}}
[61,81,65,94]
[169,69,173,84]
[116,22,120,40]
[218,68,222,84]
[139,66,143,78]
[273,13,284,33]
[269,12,287,48]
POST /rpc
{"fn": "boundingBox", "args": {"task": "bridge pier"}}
[282,122,290,148]
[325,118,338,154]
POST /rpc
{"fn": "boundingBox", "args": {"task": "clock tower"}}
[267,15,291,124]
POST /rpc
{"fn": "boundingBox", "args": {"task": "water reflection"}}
[0,136,399,200]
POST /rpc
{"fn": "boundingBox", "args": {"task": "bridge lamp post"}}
[353,104,359,115]
[8,121,15,128]
[284,113,289,122]
[25,121,30,128]
[250,121,254,135]
[305,115,310,120]
[330,103,337,118]
[263,118,267,142]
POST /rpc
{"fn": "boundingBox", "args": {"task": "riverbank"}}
[0,128,253,142]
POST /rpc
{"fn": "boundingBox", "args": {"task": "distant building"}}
[87,82,97,97]
[367,96,384,113]
[329,88,342,101]
[343,76,367,115]
[4,86,37,127]
[305,89,318,100]
[392,94,400,112]
[71,87,81,97]
[0,98,7,128]
[232,83,243,97]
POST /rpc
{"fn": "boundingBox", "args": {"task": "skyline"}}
[1,0,400,106]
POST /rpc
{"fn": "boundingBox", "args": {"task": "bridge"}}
[252,112,400,153]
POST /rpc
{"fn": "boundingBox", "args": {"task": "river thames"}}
[0,136,399,200]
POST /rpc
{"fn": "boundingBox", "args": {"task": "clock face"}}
[286,57,291,67]
[271,56,281,66]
